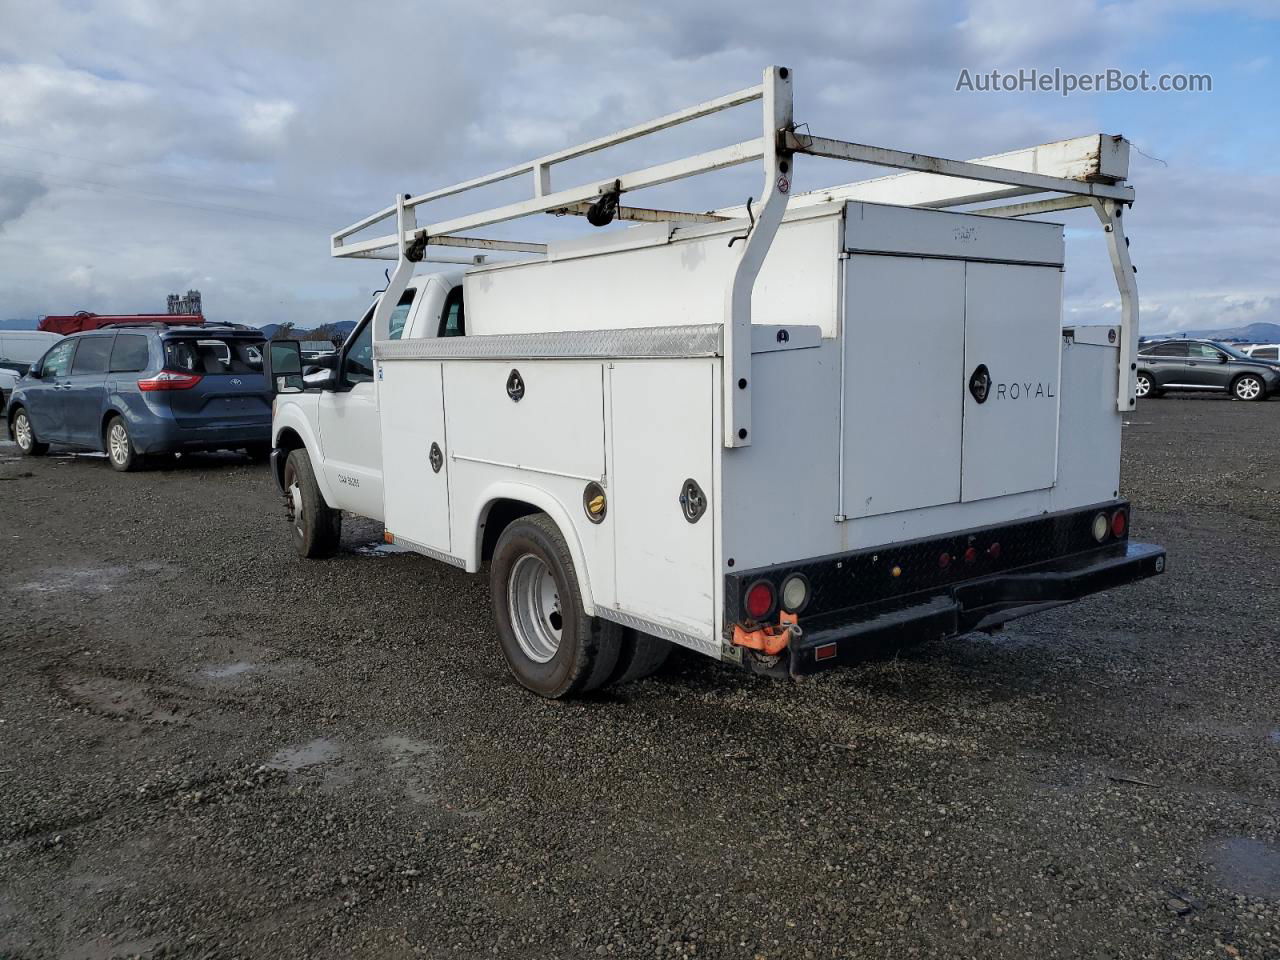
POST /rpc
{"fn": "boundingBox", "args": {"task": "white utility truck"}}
[266,66,1165,698]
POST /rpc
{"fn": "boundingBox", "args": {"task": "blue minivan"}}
[6,325,272,471]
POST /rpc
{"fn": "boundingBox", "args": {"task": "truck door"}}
[1183,341,1230,388]
[960,262,1063,501]
[316,289,416,519]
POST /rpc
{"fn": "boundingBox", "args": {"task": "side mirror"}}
[1219,353,1229,363]
[27,366,42,379]
[264,340,305,394]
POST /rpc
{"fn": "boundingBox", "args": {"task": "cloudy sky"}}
[0,0,1276,332]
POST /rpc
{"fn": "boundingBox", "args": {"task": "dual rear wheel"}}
[491,514,670,699]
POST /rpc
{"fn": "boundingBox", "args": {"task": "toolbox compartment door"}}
[960,262,1062,501]
[380,360,452,552]
[841,255,966,518]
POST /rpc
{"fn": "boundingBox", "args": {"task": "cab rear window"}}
[164,338,264,375]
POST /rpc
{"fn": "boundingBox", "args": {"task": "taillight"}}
[987,542,1002,560]
[1091,512,1109,542]
[1111,509,1128,539]
[963,546,978,565]
[744,581,775,621]
[138,371,202,391]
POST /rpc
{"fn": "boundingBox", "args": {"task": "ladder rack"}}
[334,65,1140,446]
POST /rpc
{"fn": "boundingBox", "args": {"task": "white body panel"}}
[609,360,717,638]
[464,214,842,338]
[842,255,965,518]
[960,263,1063,501]
[379,360,450,553]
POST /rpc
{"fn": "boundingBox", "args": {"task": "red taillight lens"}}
[1111,509,1128,539]
[987,542,1002,560]
[744,581,775,621]
[964,546,978,565]
[138,371,202,391]
[938,552,951,570]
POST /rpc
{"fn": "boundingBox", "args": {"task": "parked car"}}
[1239,343,1280,362]
[0,330,63,414]
[6,325,272,471]
[1135,338,1280,401]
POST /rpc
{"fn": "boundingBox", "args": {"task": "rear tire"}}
[607,628,672,686]
[1232,374,1265,401]
[105,416,139,472]
[491,513,621,699]
[282,448,341,558]
[10,407,49,456]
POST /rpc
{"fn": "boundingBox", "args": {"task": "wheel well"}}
[479,498,541,562]
[274,427,306,487]
[100,410,122,445]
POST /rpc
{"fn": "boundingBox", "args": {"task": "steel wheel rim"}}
[14,413,32,450]
[1135,376,1151,397]
[287,479,304,534]
[108,423,129,464]
[1237,378,1260,399]
[507,553,563,663]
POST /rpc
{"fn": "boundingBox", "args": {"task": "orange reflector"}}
[815,643,838,661]
[383,531,395,544]
[891,565,902,578]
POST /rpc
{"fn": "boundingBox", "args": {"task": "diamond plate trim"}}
[596,607,720,660]
[391,534,467,569]
[375,325,722,361]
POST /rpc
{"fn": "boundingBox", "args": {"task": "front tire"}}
[10,407,49,456]
[1233,374,1265,401]
[105,415,140,472]
[1134,372,1156,399]
[282,448,341,558]
[491,514,621,698]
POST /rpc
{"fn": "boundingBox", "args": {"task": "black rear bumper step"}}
[787,541,1165,676]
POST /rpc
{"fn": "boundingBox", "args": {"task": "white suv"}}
[1239,343,1280,362]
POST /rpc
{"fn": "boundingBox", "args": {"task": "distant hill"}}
[257,320,356,341]
[1,318,38,330]
[1148,321,1280,343]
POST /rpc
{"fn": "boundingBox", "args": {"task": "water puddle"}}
[353,541,412,557]
[1207,837,1280,899]
[379,736,440,805]
[1269,730,1280,746]
[354,541,412,557]
[19,565,130,594]
[201,661,256,679]
[266,738,341,772]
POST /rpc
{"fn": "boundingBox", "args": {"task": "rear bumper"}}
[787,541,1165,676]
[131,418,271,454]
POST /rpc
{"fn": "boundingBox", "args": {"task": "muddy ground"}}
[0,396,1277,960]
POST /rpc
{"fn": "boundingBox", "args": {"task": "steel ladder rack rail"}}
[331,64,1141,449]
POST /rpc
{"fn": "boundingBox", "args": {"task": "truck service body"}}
[268,66,1165,697]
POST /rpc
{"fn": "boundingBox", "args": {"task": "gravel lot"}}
[1,397,1277,960]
